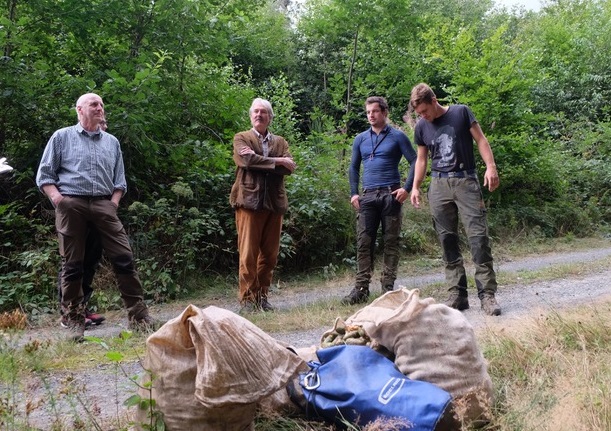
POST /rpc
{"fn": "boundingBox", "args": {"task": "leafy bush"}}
[0,249,57,316]
[564,120,611,227]
[127,179,233,301]
[281,118,355,271]
[0,201,58,314]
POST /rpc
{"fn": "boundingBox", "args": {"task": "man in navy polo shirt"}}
[341,96,416,305]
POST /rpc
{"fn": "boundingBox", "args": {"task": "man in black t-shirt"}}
[409,83,501,316]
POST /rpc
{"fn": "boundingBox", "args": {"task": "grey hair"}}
[249,98,274,120]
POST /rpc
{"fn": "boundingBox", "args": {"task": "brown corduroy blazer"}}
[229,130,292,214]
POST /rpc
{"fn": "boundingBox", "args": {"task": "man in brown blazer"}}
[229,98,297,312]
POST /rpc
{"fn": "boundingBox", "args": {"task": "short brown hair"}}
[410,83,436,109]
[365,96,388,112]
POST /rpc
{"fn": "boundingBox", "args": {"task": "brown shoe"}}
[62,318,86,342]
[481,294,502,316]
[128,314,161,332]
[445,291,470,311]
[61,315,92,329]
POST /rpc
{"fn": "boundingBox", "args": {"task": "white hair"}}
[249,98,274,120]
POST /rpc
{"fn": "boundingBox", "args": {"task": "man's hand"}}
[483,165,499,192]
[50,194,64,207]
[42,184,63,207]
[238,146,255,156]
[275,157,297,173]
[111,190,123,208]
[410,188,421,208]
[350,194,360,210]
[392,188,408,204]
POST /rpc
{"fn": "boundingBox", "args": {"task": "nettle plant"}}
[86,332,165,431]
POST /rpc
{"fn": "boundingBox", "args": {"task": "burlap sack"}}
[134,305,307,430]
[293,345,319,363]
[346,288,494,425]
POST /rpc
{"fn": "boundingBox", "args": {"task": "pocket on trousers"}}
[97,201,125,234]
[55,195,72,210]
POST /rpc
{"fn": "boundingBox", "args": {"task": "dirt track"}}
[8,245,611,430]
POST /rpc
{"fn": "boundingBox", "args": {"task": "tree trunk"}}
[4,0,18,58]
[345,27,359,133]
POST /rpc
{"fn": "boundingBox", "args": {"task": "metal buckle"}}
[303,371,321,390]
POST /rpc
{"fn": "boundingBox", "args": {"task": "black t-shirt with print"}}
[413,104,477,173]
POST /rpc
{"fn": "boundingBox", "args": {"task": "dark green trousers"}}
[428,177,497,298]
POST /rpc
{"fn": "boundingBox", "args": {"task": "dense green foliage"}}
[1,0,609,313]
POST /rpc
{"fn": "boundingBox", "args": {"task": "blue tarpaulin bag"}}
[297,345,452,431]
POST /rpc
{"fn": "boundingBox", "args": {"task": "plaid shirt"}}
[36,123,127,196]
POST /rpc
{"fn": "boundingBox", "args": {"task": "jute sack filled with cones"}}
[135,305,307,430]
[346,288,494,427]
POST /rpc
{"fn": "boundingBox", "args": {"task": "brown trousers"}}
[55,196,146,320]
[235,207,283,303]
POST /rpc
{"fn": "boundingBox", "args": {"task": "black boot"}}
[341,286,369,305]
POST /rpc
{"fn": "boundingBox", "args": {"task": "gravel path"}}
[6,245,611,430]
[272,246,611,346]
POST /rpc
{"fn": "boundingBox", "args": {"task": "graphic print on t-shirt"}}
[432,125,456,169]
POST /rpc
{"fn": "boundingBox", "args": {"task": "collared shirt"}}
[36,123,127,196]
[348,125,417,196]
[251,128,272,157]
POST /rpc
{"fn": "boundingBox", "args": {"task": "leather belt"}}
[431,170,477,179]
[64,195,111,201]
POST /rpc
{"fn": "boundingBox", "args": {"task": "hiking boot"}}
[445,291,470,311]
[61,315,92,329]
[260,297,274,312]
[128,314,161,332]
[341,286,369,305]
[481,294,502,316]
[61,317,86,342]
[239,300,260,314]
[85,308,106,325]
[381,285,394,294]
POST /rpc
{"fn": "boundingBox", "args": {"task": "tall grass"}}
[481,303,611,431]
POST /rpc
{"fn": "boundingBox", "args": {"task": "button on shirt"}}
[251,128,273,157]
[36,123,127,196]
